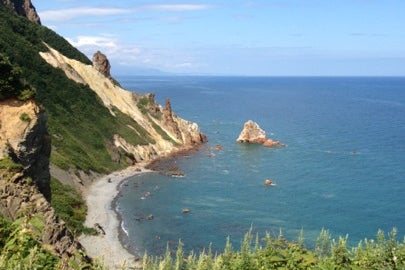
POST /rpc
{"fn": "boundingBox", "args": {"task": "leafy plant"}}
[0,214,59,269]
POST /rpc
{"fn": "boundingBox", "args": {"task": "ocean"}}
[115,76,405,256]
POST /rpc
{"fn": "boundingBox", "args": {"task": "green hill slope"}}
[0,6,152,173]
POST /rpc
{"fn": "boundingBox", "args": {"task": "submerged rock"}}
[182,208,191,214]
[165,166,185,177]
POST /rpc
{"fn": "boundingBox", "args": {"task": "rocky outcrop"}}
[0,98,89,266]
[40,44,207,168]
[162,98,182,141]
[0,171,90,267]
[92,51,112,81]
[0,0,41,24]
[0,99,51,200]
[236,120,284,147]
[237,120,267,144]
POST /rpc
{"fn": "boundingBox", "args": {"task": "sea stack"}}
[236,120,284,147]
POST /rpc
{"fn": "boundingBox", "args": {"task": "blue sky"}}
[34,0,405,76]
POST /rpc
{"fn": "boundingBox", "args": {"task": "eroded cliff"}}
[0,99,50,199]
[0,0,41,24]
[39,44,207,169]
[0,99,89,267]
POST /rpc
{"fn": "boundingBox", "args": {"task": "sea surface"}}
[115,76,405,256]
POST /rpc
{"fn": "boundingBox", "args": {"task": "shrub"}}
[19,112,31,122]
[50,177,96,235]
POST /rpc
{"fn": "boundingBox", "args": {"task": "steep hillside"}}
[0,1,206,267]
[0,54,90,268]
[0,5,206,182]
[0,0,41,24]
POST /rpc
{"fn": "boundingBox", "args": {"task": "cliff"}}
[39,44,206,169]
[0,0,41,24]
[0,99,51,199]
[0,2,206,267]
[0,99,89,267]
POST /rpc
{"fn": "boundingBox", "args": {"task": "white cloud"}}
[67,36,118,49]
[39,4,215,22]
[39,7,129,22]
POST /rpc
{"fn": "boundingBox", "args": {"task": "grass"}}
[0,7,156,174]
[50,177,96,235]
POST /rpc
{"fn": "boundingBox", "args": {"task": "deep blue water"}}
[115,76,405,256]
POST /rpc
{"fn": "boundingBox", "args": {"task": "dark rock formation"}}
[0,172,90,266]
[0,0,41,24]
[165,166,185,177]
[0,99,90,266]
[92,51,112,80]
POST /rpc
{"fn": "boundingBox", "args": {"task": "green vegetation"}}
[111,106,155,146]
[50,177,95,235]
[0,157,23,172]
[141,228,405,270]
[136,95,162,119]
[0,7,156,173]
[19,112,31,122]
[0,54,35,101]
[137,96,150,115]
[151,121,179,146]
[0,214,59,269]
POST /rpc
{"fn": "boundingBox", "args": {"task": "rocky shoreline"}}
[79,144,204,269]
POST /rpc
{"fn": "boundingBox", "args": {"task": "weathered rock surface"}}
[0,99,51,200]
[92,51,112,81]
[40,44,207,170]
[236,120,267,144]
[0,0,41,24]
[236,120,284,147]
[0,98,89,266]
[0,171,90,266]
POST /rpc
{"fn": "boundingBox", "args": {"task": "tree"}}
[0,54,35,101]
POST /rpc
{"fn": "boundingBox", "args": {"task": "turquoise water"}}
[116,76,405,256]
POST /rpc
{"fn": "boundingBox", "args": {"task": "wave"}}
[121,220,129,237]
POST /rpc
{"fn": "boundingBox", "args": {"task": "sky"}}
[34,0,405,76]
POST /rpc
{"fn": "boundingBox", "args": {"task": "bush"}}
[19,112,31,122]
[0,214,59,269]
[50,177,96,235]
[139,228,405,270]
[0,54,36,101]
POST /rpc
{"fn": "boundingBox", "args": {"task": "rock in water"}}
[236,120,267,144]
[236,120,284,147]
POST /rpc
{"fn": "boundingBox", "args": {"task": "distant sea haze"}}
[116,76,405,256]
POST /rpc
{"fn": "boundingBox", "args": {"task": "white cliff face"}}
[39,44,206,164]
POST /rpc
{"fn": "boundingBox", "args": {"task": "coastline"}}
[78,145,205,269]
[79,164,151,269]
